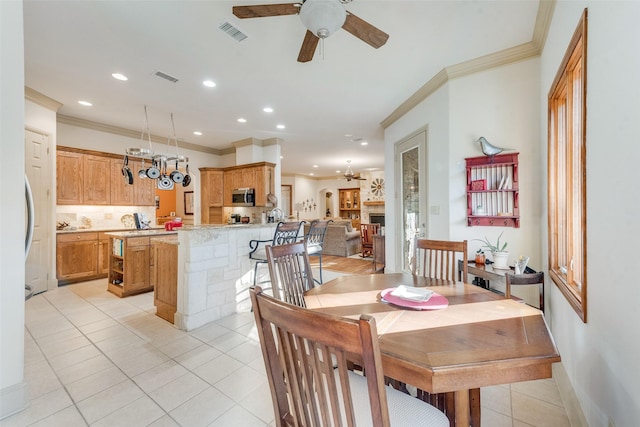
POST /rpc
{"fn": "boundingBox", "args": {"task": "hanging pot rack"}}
[124,106,191,189]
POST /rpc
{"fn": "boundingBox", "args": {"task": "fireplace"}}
[369,213,385,227]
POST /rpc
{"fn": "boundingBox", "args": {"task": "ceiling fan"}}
[343,160,366,182]
[232,0,389,62]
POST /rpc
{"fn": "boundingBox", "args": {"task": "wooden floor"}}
[310,254,380,275]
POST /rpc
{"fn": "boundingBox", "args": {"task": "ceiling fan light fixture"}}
[299,0,346,39]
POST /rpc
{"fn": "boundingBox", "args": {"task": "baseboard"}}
[553,362,588,426]
[0,381,29,420]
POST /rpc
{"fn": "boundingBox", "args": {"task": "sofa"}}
[303,219,361,257]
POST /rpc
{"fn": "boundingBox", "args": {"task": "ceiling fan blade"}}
[342,12,389,49]
[232,3,300,19]
[297,30,319,63]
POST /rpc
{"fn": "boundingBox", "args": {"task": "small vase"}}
[475,253,485,265]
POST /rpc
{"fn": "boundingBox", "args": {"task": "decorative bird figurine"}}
[476,136,514,156]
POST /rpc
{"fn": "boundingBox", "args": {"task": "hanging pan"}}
[170,160,184,184]
[182,163,192,187]
[146,158,161,179]
[122,155,133,185]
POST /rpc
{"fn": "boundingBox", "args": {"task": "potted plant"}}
[474,248,486,265]
[474,232,509,269]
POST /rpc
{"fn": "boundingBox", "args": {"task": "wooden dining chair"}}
[412,237,468,283]
[265,241,315,308]
[250,287,449,427]
[505,271,545,312]
[304,219,332,284]
[360,223,380,257]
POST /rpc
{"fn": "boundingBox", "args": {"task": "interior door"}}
[395,130,427,272]
[25,129,51,295]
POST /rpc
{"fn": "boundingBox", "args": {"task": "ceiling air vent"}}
[153,70,179,83]
[219,21,248,42]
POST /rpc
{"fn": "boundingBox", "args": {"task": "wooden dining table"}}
[304,273,560,427]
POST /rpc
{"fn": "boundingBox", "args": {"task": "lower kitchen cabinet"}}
[56,232,111,284]
[152,240,178,323]
[108,236,151,297]
[107,232,177,298]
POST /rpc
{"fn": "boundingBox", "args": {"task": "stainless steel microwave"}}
[231,188,255,207]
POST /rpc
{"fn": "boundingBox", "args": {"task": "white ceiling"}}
[23,0,539,178]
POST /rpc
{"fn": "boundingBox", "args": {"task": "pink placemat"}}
[380,288,449,310]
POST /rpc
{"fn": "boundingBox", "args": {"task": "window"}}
[548,9,588,322]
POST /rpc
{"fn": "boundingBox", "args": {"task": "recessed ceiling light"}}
[112,73,128,81]
[263,107,274,113]
[237,118,247,123]
[313,165,318,168]
[344,134,352,138]
[336,170,341,173]
[309,173,314,176]
[276,124,285,129]
[193,131,202,136]
[203,80,216,88]
[280,155,283,159]
[360,141,368,146]
[78,100,92,106]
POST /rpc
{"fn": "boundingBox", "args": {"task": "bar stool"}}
[249,221,304,288]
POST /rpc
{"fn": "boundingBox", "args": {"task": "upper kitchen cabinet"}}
[83,155,111,205]
[57,147,155,206]
[57,150,84,204]
[131,159,155,206]
[222,162,275,207]
[200,168,224,224]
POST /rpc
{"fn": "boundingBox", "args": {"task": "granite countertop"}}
[104,229,179,237]
[56,227,154,234]
[57,223,279,235]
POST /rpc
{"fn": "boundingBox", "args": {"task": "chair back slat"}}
[266,241,315,307]
[413,238,468,283]
[360,223,380,257]
[251,287,390,427]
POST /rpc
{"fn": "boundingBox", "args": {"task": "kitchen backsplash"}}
[56,205,157,230]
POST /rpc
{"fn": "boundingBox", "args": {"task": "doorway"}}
[395,129,427,272]
[25,129,51,295]
[281,185,292,218]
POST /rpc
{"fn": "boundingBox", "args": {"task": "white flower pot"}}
[492,251,510,269]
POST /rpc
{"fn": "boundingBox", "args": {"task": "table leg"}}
[454,389,470,427]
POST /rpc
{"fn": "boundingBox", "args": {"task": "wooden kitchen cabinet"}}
[221,162,275,207]
[152,240,178,323]
[131,159,156,206]
[108,236,151,297]
[200,168,224,224]
[98,232,110,275]
[110,158,135,205]
[83,155,111,205]
[57,150,84,205]
[56,232,100,283]
[58,147,155,206]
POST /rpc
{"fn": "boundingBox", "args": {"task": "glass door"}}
[395,130,426,272]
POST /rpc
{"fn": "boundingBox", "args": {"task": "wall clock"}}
[371,178,385,197]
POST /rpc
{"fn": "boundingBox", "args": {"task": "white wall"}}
[384,84,450,272]
[448,58,542,265]
[541,2,640,425]
[0,0,27,418]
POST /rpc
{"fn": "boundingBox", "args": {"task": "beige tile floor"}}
[2,278,570,426]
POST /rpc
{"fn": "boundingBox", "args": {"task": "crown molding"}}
[24,86,62,111]
[381,0,556,129]
[57,114,223,155]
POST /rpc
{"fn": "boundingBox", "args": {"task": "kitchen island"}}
[173,223,278,331]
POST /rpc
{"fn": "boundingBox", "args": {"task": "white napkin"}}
[390,285,434,302]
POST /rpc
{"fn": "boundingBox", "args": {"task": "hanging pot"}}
[170,160,184,184]
[138,157,147,179]
[182,164,192,187]
[146,158,160,179]
[157,175,174,190]
[121,156,133,185]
